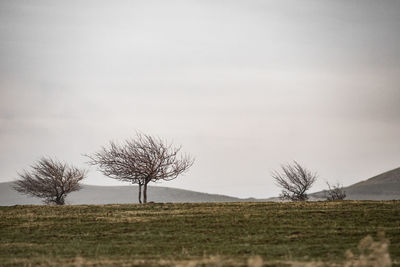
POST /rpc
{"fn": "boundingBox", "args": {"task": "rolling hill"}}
[1,167,399,205]
[341,167,400,200]
[0,182,242,206]
[311,167,400,200]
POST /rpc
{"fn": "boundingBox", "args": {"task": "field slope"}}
[1,201,399,266]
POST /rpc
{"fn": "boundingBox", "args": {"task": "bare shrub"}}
[13,158,86,205]
[87,133,194,203]
[325,182,346,201]
[272,161,317,201]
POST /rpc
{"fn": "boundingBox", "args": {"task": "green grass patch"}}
[1,201,399,266]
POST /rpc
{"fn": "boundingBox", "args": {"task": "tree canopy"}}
[87,133,194,203]
[14,158,86,205]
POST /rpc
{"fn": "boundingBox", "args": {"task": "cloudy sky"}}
[0,0,399,198]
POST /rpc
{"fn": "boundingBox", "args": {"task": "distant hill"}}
[312,167,400,200]
[0,182,242,206]
[2,167,399,205]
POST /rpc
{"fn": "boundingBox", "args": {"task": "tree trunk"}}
[138,183,142,204]
[143,183,148,204]
[55,196,64,205]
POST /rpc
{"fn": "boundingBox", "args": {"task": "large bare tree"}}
[13,158,86,205]
[272,161,317,201]
[87,133,194,203]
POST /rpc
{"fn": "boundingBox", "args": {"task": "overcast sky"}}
[0,0,399,198]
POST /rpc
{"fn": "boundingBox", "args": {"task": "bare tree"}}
[87,133,194,204]
[13,158,86,205]
[325,182,346,201]
[272,161,317,201]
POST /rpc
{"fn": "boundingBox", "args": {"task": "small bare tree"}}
[13,158,86,205]
[325,182,346,201]
[87,133,194,204]
[272,161,317,201]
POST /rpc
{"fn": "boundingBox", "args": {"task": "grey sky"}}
[0,0,399,198]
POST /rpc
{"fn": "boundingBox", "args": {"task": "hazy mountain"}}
[312,167,400,200]
[0,182,242,206]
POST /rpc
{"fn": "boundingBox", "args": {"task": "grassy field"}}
[1,201,399,266]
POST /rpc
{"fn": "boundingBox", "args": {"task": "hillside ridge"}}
[2,166,400,205]
[0,181,242,206]
[311,167,400,200]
